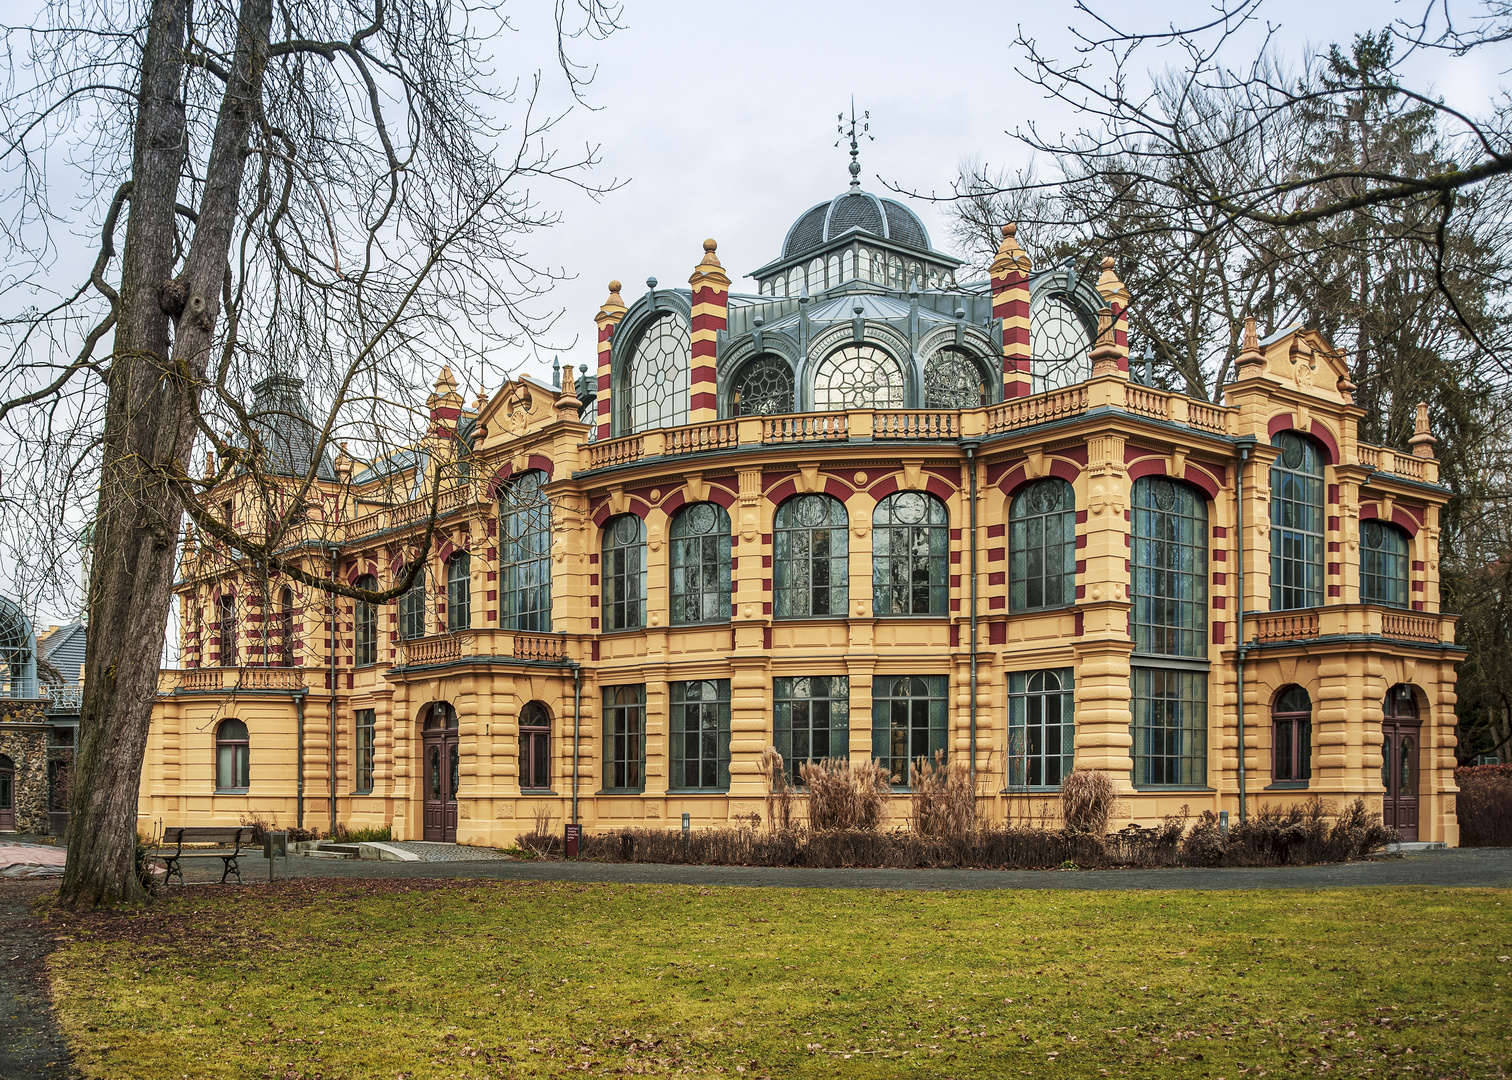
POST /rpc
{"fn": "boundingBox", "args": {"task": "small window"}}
[1010,478,1076,612]
[519,702,551,790]
[671,680,731,790]
[447,552,471,631]
[1270,431,1325,610]
[923,349,988,409]
[354,709,375,793]
[218,594,238,666]
[872,492,949,616]
[355,574,378,666]
[621,314,690,434]
[279,586,295,667]
[1272,685,1311,784]
[1008,669,1075,787]
[602,515,646,631]
[670,503,732,625]
[602,685,645,792]
[812,345,906,411]
[729,355,795,417]
[773,675,849,784]
[871,676,947,787]
[216,719,250,791]
[1361,521,1409,608]
[399,565,426,640]
[774,495,849,619]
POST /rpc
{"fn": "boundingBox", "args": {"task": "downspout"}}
[328,548,339,837]
[295,689,306,830]
[1235,439,1256,823]
[570,660,583,825]
[963,440,981,784]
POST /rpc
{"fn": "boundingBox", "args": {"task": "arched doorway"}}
[1381,685,1420,842]
[422,703,459,842]
[0,754,14,831]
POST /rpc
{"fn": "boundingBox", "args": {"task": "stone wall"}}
[0,721,48,833]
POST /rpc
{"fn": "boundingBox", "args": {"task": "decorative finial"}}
[836,98,872,190]
[646,276,658,291]
[1002,222,1017,238]
[551,355,561,388]
[1410,401,1438,459]
[1090,307,1123,378]
[1236,315,1265,379]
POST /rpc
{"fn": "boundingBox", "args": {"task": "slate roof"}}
[245,375,337,480]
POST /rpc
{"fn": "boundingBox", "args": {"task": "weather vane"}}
[836,99,871,189]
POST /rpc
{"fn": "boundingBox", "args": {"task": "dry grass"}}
[1059,769,1117,835]
[799,758,889,832]
[909,751,980,840]
[759,746,795,833]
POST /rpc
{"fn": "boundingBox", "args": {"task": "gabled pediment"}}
[476,374,562,444]
[1257,324,1351,402]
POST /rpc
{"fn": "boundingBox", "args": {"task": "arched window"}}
[923,349,988,409]
[872,676,947,787]
[355,574,378,666]
[217,594,237,666]
[812,345,905,411]
[671,679,731,790]
[279,586,294,667]
[623,314,689,433]
[602,684,645,792]
[670,503,732,625]
[872,492,948,616]
[1272,685,1312,783]
[1030,291,1093,391]
[1008,668,1074,788]
[773,675,849,784]
[602,515,646,631]
[1270,431,1325,610]
[447,552,471,631]
[1361,520,1410,608]
[500,470,552,632]
[1131,477,1208,657]
[730,355,795,416]
[399,565,426,640]
[774,495,849,619]
[1009,478,1076,612]
[518,702,551,791]
[216,719,249,791]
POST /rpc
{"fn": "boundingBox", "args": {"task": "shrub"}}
[1179,811,1227,867]
[1059,769,1117,835]
[910,752,980,841]
[800,758,890,832]
[1455,765,1512,847]
[239,812,318,844]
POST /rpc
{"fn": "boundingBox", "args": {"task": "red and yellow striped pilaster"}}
[688,239,730,423]
[990,223,1033,398]
[1096,256,1131,371]
[594,281,627,441]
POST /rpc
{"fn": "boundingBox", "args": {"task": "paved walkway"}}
[0,839,66,880]
[383,840,515,862]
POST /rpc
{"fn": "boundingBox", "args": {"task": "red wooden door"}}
[421,704,459,842]
[1382,686,1420,842]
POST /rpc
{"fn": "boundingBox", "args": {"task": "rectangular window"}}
[355,600,376,666]
[1007,668,1075,787]
[354,709,375,793]
[399,570,426,640]
[1273,718,1312,783]
[773,676,849,783]
[602,685,645,792]
[519,703,551,790]
[670,680,731,790]
[871,676,947,786]
[218,595,237,666]
[1131,667,1208,787]
[448,554,471,631]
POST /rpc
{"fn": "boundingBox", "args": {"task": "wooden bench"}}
[154,826,253,886]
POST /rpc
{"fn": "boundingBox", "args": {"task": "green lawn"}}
[46,880,1510,1078]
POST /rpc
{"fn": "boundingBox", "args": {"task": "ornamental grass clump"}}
[760,746,796,833]
[910,751,980,842]
[800,757,890,832]
[1059,769,1117,835]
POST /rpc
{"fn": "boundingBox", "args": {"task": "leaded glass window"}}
[623,314,690,433]
[1009,478,1076,611]
[1008,669,1075,787]
[812,345,905,411]
[399,566,426,640]
[671,680,731,790]
[1131,668,1207,787]
[774,495,849,618]
[924,349,988,408]
[602,514,646,631]
[519,702,551,790]
[773,675,849,784]
[500,470,551,632]
[602,685,645,792]
[354,709,375,793]
[670,502,732,624]
[1030,291,1093,392]
[731,355,795,416]
[1131,478,1208,657]
[1269,432,1325,610]
[1272,685,1311,783]
[872,492,948,616]
[1361,520,1409,608]
[447,552,470,632]
[355,574,378,666]
[871,676,947,787]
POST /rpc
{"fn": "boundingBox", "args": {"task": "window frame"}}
[1270,685,1312,786]
[601,514,647,632]
[518,701,552,792]
[354,708,375,794]
[278,586,295,667]
[872,492,949,617]
[772,675,849,784]
[447,552,471,632]
[1130,664,1209,789]
[1007,668,1076,790]
[354,574,378,667]
[728,354,796,417]
[601,685,646,793]
[1269,431,1326,611]
[670,680,731,791]
[1131,477,1208,658]
[499,470,552,632]
[217,593,237,667]
[1360,519,1410,609]
[215,719,250,792]
[398,565,427,640]
[773,495,850,620]
[871,675,947,788]
[619,312,691,435]
[1009,478,1076,613]
[669,502,733,626]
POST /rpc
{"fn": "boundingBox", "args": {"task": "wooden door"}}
[421,704,459,842]
[1382,686,1420,842]
[0,755,14,831]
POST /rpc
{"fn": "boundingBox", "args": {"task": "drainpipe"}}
[570,660,583,825]
[294,689,307,830]
[962,440,981,784]
[328,548,339,837]
[1234,439,1256,823]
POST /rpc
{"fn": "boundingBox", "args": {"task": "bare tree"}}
[0,0,618,907]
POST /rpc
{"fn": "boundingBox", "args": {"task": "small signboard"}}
[564,823,582,858]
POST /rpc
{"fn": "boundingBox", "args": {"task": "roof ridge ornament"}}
[836,98,871,190]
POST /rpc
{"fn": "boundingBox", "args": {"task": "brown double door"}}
[1381,687,1420,842]
[422,703,459,842]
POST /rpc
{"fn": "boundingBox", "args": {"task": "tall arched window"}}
[355,574,378,666]
[1029,291,1093,391]
[518,701,551,791]
[500,470,551,632]
[1272,685,1312,783]
[217,594,237,666]
[447,552,471,631]
[1270,431,1325,610]
[872,492,948,616]
[279,586,294,667]
[1361,520,1409,608]
[1008,668,1075,788]
[923,349,988,408]
[399,566,426,640]
[812,345,905,411]
[602,515,646,631]
[215,719,249,791]
[1131,477,1208,657]
[623,314,690,433]
[1009,478,1075,612]
[730,355,795,416]
[774,495,849,619]
[670,503,732,625]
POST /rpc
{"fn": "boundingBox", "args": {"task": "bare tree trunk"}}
[60,0,274,907]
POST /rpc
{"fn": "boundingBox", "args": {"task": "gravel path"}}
[381,841,515,862]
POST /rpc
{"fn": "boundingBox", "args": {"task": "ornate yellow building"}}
[140,174,1461,846]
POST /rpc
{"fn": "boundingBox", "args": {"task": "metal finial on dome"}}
[836,98,871,190]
